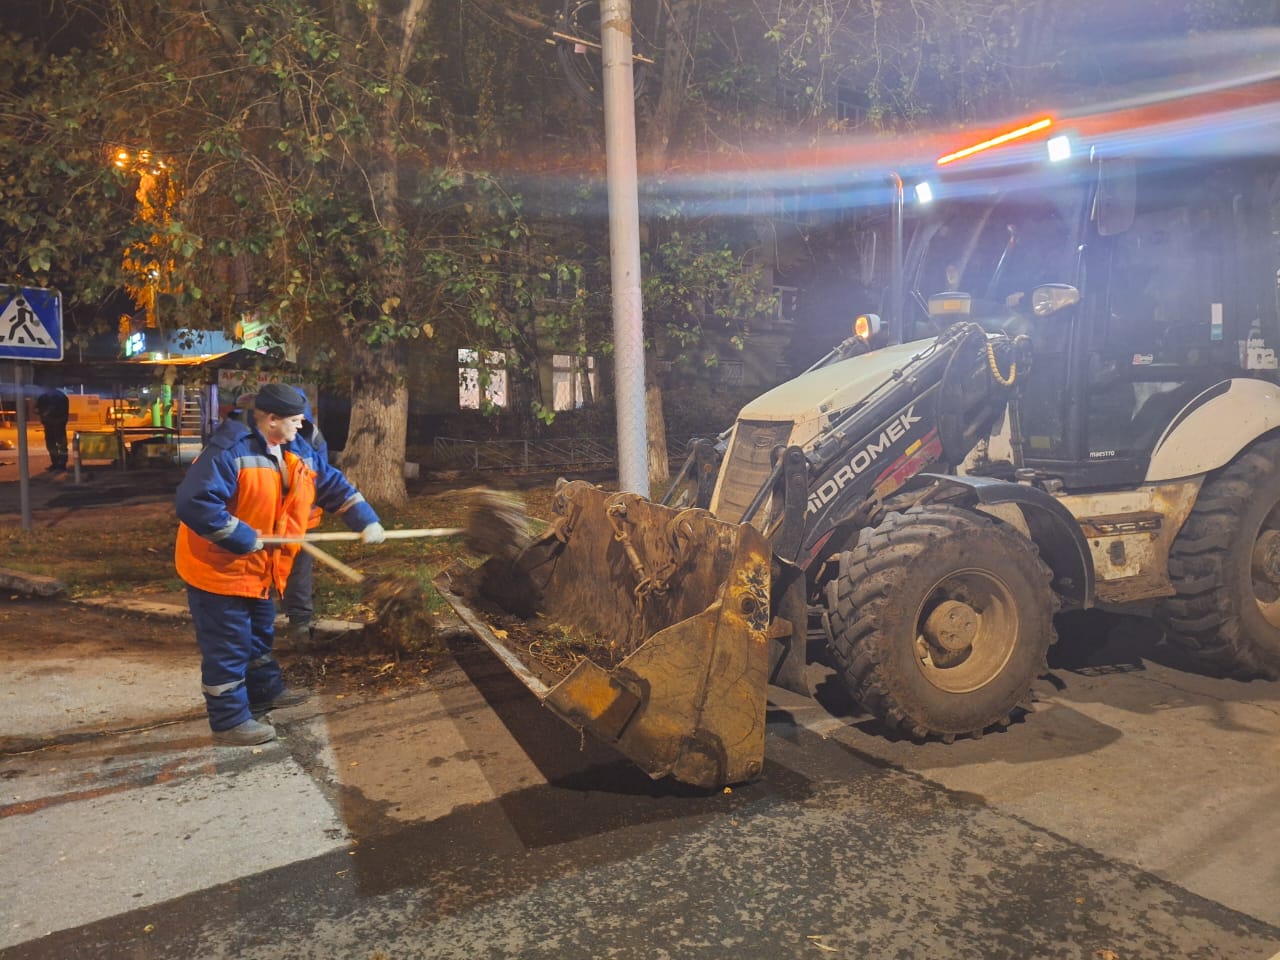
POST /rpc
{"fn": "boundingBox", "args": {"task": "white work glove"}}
[361,522,386,545]
[252,538,265,552]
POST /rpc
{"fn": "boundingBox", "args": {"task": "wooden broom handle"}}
[259,528,464,544]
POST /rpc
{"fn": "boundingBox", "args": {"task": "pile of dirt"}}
[358,572,439,654]
[445,559,623,684]
[490,611,623,679]
[282,645,450,696]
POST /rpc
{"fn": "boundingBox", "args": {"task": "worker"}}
[232,387,326,641]
[35,386,69,472]
[174,382,386,746]
[282,388,326,641]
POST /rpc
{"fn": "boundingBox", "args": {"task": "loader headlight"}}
[854,313,882,340]
[1047,134,1073,163]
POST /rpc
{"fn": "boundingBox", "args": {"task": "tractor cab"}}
[899,100,1280,492]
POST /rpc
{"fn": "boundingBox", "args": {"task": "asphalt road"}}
[2,600,1279,959]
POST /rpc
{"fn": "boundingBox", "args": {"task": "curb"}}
[0,566,64,598]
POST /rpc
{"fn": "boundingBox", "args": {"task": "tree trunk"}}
[633,1,695,496]
[645,377,668,494]
[339,339,409,506]
[339,25,416,508]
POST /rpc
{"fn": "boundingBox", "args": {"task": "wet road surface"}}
[2,607,1279,959]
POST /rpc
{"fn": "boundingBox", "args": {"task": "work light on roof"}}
[936,117,1054,166]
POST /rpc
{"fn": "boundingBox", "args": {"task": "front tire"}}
[1156,439,1280,679]
[826,504,1056,740]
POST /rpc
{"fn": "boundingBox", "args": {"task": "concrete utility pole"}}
[600,0,649,496]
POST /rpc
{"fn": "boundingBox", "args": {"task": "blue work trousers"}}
[282,547,314,626]
[187,585,285,731]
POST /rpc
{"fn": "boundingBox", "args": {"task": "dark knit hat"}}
[253,382,306,417]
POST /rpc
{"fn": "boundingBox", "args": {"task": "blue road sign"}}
[0,285,63,361]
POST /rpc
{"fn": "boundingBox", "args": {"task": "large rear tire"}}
[825,504,1056,740]
[1155,439,1280,679]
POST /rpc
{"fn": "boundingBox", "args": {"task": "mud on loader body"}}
[440,78,1280,788]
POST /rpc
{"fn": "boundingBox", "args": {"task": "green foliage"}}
[6,0,1268,444]
[0,0,590,378]
[641,229,775,363]
[0,35,146,312]
[677,0,1043,129]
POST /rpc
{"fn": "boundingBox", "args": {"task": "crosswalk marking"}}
[0,295,56,348]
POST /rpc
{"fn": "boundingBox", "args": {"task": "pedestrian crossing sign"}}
[0,285,63,361]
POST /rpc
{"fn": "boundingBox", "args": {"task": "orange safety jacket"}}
[175,448,316,600]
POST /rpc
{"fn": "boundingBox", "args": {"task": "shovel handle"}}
[259,528,464,544]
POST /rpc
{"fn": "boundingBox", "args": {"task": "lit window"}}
[771,285,799,326]
[552,354,596,411]
[458,348,508,409]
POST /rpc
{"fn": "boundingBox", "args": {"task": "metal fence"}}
[430,435,696,474]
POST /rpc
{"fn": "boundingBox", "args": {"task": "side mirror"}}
[1031,283,1080,317]
[1095,157,1136,236]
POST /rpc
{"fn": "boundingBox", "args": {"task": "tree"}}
[3,0,582,505]
[0,6,152,335]
[6,0,1271,508]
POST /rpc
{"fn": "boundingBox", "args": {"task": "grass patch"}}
[1,507,177,595]
[0,481,569,622]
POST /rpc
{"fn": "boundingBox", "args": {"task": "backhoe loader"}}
[437,75,1280,788]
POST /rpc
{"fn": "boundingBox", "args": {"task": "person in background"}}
[35,386,68,473]
[174,382,386,746]
[283,388,326,641]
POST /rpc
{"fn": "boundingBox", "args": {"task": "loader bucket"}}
[434,479,772,789]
